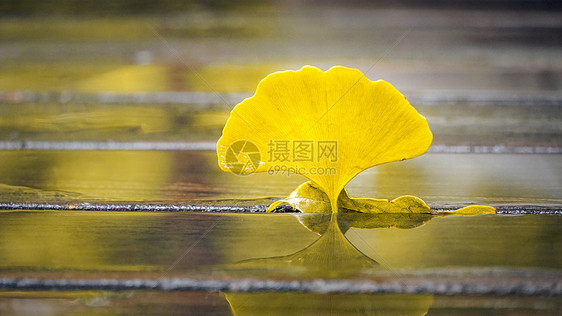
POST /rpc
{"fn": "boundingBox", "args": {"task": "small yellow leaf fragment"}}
[345,195,432,214]
[436,205,496,216]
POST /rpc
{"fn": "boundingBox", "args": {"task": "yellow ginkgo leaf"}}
[217,66,432,212]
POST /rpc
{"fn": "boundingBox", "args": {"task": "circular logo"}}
[225,140,261,176]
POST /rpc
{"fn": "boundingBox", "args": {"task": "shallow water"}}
[0,150,559,205]
[0,211,560,275]
[0,211,560,315]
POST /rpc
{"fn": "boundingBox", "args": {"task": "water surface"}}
[1,211,560,315]
[0,150,559,205]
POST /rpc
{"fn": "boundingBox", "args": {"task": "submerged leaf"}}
[217,66,432,211]
[268,181,496,217]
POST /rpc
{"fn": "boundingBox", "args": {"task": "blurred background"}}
[0,0,560,204]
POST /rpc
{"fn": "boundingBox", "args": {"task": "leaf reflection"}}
[229,211,435,279]
[235,214,377,279]
[224,212,435,315]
